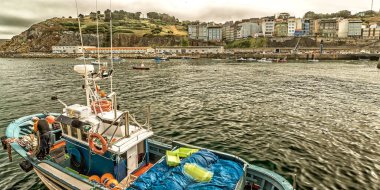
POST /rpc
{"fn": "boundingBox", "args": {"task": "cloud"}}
[0,14,40,27]
[0,26,28,39]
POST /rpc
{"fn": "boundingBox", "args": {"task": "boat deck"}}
[37,162,93,190]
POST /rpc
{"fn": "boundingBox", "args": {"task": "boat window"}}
[71,126,78,139]
[80,125,90,142]
[61,123,68,134]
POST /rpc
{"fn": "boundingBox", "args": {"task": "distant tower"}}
[371,0,374,11]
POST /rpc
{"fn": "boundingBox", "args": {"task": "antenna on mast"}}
[110,0,114,93]
[96,0,101,70]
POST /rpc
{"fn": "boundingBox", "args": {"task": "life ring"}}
[91,100,112,113]
[88,133,108,155]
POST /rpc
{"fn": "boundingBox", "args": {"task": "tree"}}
[78,14,84,22]
[89,12,96,21]
[147,12,160,19]
[304,11,317,19]
[151,27,162,35]
[104,9,111,22]
[135,12,142,19]
[336,10,351,18]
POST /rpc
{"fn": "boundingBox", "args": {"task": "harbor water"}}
[0,58,379,190]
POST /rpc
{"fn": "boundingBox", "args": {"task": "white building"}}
[155,46,224,54]
[84,47,154,54]
[287,19,296,36]
[287,18,302,36]
[207,26,223,42]
[222,22,235,41]
[188,25,198,40]
[338,19,362,38]
[262,18,275,37]
[237,22,261,38]
[187,24,208,41]
[52,46,95,54]
[362,28,380,39]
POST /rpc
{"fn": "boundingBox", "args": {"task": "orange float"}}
[106,178,119,188]
[89,175,100,183]
[101,173,114,184]
[88,133,108,155]
[91,99,112,113]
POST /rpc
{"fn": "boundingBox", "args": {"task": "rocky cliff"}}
[0,17,186,53]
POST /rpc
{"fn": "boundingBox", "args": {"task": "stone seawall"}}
[1,52,379,61]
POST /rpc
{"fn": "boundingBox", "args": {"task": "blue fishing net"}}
[128,149,243,190]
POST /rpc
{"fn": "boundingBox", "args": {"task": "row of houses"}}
[52,46,224,54]
[188,14,380,41]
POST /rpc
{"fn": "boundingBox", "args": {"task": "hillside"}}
[0,13,188,53]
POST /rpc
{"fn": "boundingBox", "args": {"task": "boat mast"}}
[96,0,101,70]
[75,0,91,107]
[109,0,117,118]
[109,0,113,93]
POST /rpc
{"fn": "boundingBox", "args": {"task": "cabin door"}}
[127,145,138,174]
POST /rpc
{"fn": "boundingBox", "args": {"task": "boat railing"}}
[101,106,152,147]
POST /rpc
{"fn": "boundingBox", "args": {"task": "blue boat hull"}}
[5,114,294,190]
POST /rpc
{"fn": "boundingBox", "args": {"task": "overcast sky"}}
[0,0,377,39]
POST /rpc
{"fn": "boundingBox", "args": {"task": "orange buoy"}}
[101,173,114,184]
[106,178,119,188]
[89,133,108,155]
[89,175,100,183]
[91,99,112,113]
[45,115,55,124]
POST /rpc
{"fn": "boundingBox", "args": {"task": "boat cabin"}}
[55,103,153,182]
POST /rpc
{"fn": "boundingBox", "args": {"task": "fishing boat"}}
[236,57,247,62]
[307,59,319,63]
[1,101,294,190]
[132,63,150,70]
[154,57,169,62]
[258,58,273,63]
[247,58,257,62]
[76,56,95,60]
[91,60,108,66]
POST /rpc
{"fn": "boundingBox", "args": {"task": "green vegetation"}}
[58,10,187,37]
[151,27,162,35]
[225,38,268,48]
[59,22,79,31]
[181,38,189,46]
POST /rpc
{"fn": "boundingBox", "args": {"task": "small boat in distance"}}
[308,59,319,63]
[133,63,150,70]
[76,56,95,60]
[236,57,247,62]
[247,58,257,62]
[258,58,273,63]
[276,57,287,63]
[91,60,108,66]
[154,57,170,64]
